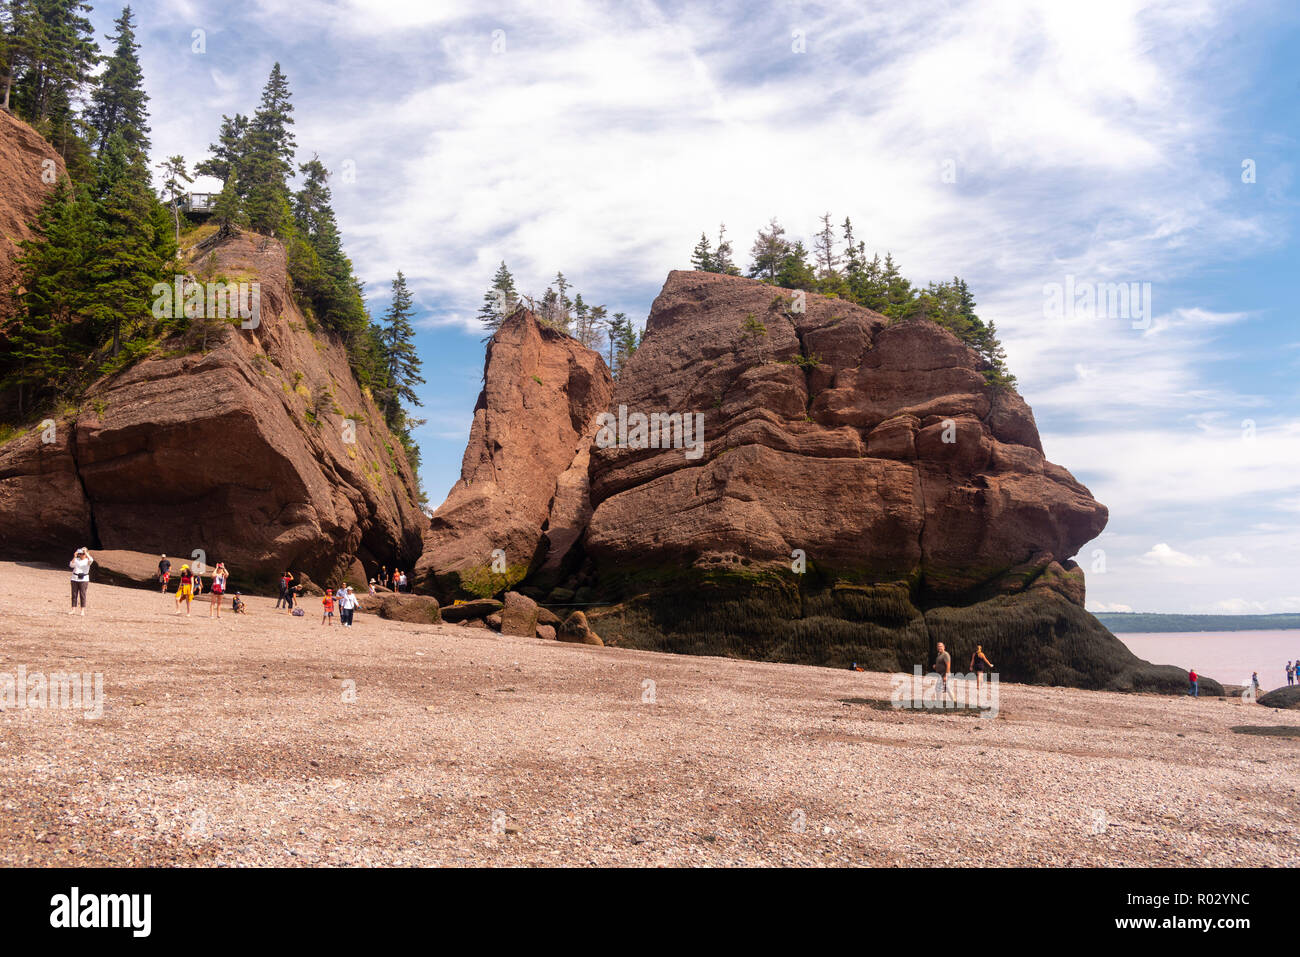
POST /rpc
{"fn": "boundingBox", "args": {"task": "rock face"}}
[577,270,1190,692]
[0,224,426,587]
[0,109,65,324]
[415,308,613,599]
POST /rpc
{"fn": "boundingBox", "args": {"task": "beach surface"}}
[2,561,1297,867]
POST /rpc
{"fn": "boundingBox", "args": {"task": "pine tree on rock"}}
[690,232,712,271]
[476,261,518,336]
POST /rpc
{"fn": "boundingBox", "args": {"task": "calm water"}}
[1117,630,1300,692]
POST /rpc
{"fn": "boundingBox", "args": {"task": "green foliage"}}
[476,260,518,335]
[85,5,148,155]
[701,215,1020,389]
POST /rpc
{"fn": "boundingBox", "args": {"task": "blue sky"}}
[111,0,1298,614]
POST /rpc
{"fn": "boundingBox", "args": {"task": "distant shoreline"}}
[1096,612,1300,634]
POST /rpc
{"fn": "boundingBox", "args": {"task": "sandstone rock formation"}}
[415,308,613,599]
[501,590,539,637]
[558,610,602,646]
[573,270,1197,692]
[357,593,442,625]
[0,109,64,324]
[0,221,426,586]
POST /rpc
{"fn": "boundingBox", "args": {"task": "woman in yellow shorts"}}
[175,564,195,616]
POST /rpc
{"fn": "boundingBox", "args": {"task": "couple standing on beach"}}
[932,642,995,700]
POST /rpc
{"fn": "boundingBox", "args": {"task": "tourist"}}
[1252,672,1261,696]
[175,564,195,616]
[391,568,400,592]
[276,571,293,609]
[68,547,94,616]
[1287,661,1294,687]
[380,566,388,590]
[209,562,228,618]
[398,570,408,592]
[322,590,335,626]
[934,642,954,703]
[969,644,994,693]
[367,579,377,595]
[284,580,299,614]
[340,586,357,627]
[232,593,247,615]
[158,554,171,593]
[193,569,203,596]
[1188,668,1198,697]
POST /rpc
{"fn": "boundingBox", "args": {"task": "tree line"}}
[476,262,641,377]
[689,215,1016,388]
[0,2,426,475]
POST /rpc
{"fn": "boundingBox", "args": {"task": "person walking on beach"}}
[1188,668,1198,697]
[209,562,228,618]
[340,586,357,627]
[158,554,171,593]
[1252,672,1261,696]
[68,547,94,615]
[934,642,954,704]
[276,571,293,609]
[969,644,994,694]
[322,590,335,626]
[175,564,195,616]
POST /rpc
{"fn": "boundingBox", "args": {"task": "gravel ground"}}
[2,561,1297,867]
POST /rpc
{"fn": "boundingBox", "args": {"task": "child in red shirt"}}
[322,593,335,625]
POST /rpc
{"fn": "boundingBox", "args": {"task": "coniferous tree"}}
[747,217,789,282]
[476,261,518,335]
[377,271,424,426]
[690,232,712,271]
[11,0,97,127]
[1,0,41,113]
[713,223,740,276]
[242,63,295,236]
[194,113,248,187]
[86,5,149,155]
[813,211,839,278]
[83,130,174,358]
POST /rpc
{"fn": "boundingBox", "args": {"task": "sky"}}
[103,0,1299,615]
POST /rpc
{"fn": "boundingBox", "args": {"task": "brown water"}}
[1117,630,1300,692]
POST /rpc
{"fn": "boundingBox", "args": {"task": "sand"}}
[1,561,1297,867]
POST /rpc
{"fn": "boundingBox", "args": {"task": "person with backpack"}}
[158,555,171,593]
[68,547,94,616]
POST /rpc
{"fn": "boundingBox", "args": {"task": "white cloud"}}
[1088,601,1134,613]
[1140,543,1211,567]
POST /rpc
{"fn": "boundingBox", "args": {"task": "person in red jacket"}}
[1188,669,1198,697]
